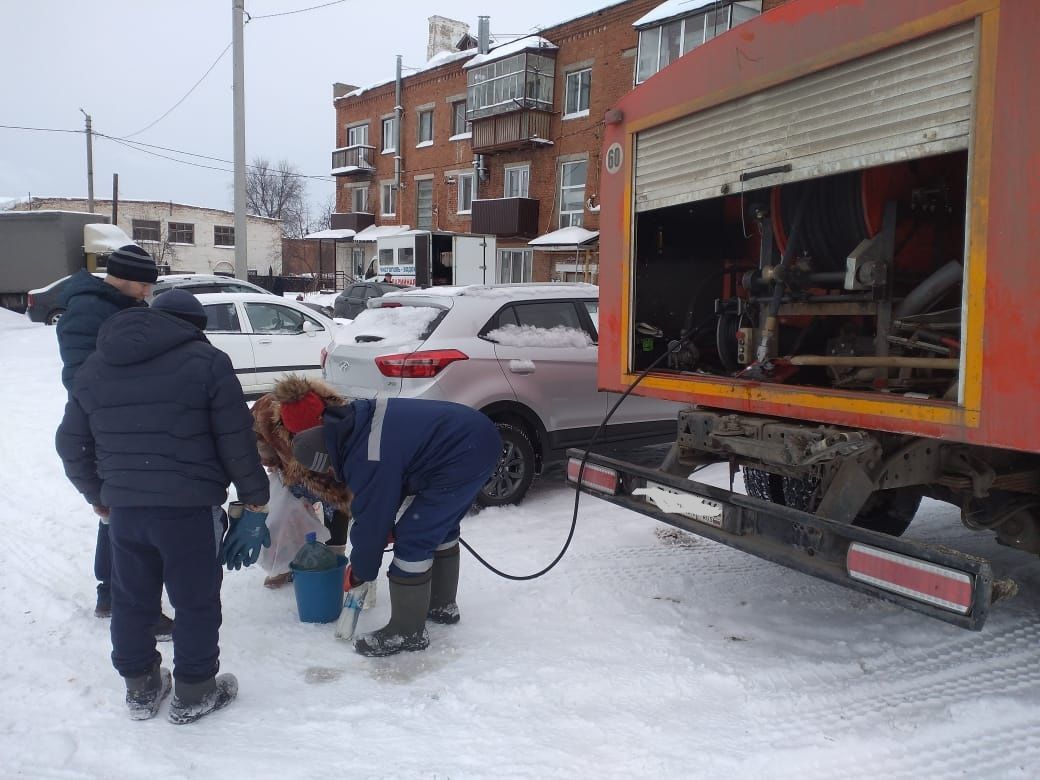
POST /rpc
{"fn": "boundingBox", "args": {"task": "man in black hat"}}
[56,289,270,723]
[55,244,174,635]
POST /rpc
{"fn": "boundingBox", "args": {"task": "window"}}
[497,249,533,283]
[352,247,365,277]
[416,179,433,230]
[559,160,587,228]
[417,109,434,145]
[451,100,470,137]
[635,1,762,83]
[514,301,583,332]
[132,219,160,243]
[504,164,530,198]
[244,302,307,335]
[466,52,556,120]
[381,182,396,216]
[169,222,195,244]
[564,68,592,117]
[457,173,475,214]
[351,186,369,213]
[347,123,370,166]
[214,225,234,247]
[203,303,242,333]
[381,117,395,153]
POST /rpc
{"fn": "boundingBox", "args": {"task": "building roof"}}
[633,0,717,28]
[305,228,357,240]
[353,224,412,242]
[464,36,558,69]
[529,226,599,248]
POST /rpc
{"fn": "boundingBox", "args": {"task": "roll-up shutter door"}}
[634,23,976,213]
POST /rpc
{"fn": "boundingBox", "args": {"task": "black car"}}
[333,281,406,319]
[26,272,106,325]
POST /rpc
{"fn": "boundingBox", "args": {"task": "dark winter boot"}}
[95,584,112,618]
[125,665,172,721]
[167,674,239,725]
[427,544,461,625]
[153,613,175,642]
[355,572,432,657]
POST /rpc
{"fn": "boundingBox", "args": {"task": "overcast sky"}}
[1,0,617,213]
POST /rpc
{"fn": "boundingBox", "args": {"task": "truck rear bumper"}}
[566,448,997,630]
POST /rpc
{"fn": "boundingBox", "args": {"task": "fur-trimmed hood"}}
[252,374,353,511]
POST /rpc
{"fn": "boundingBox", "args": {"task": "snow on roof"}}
[0,196,30,211]
[464,36,558,69]
[460,283,598,299]
[334,305,442,347]
[353,224,412,242]
[83,223,133,254]
[633,0,717,28]
[331,166,364,176]
[529,227,599,247]
[487,323,593,348]
[339,48,479,100]
[305,228,357,240]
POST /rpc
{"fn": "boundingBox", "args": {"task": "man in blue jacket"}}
[55,244,174,634]
[290,398,500,657]
[56,290,270,723]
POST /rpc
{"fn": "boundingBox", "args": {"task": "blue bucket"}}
[289,555,347,624]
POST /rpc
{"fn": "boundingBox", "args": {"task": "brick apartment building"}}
[328,0,778,285]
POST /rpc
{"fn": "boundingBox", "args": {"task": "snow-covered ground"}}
[2,307,1039,778]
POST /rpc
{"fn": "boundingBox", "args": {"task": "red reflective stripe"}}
[847,545,973,610]
[567,459,618,494]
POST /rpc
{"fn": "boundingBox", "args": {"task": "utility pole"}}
[112,173,119,226]
[232,0,248,280]
[80,109,94,213]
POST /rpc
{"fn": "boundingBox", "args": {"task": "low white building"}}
[14,197,283,275]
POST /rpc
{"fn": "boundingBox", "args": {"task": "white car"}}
[194,292,335,397]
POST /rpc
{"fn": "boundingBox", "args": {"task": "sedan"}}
[195,292,335,397]
[26,272,106,325]
[333,281,406,319]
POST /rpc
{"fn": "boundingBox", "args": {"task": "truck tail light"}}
[375,349,468,378]
[846,542,974,614]
[567,458,619,495]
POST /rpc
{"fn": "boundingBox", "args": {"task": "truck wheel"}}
[853,488,921,536]
[782,475,819,512]
[46,308,65,325]
[478,424,535,507]
[743,467,786,504]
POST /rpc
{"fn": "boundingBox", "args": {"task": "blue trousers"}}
[108,506,225,683]
[94,520,111,599]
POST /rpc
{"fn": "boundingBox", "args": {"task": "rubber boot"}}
[427,544,461,625]
[167,673,239,725]
[354,571,432,657]
[125,665,172,721]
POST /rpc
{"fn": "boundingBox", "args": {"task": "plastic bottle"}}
[291,532,338,572]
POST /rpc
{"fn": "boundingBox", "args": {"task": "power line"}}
[0,123,82,134]
[122,41,233,139]
[249,0,350,20]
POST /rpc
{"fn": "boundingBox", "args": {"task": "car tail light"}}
[27,293,34,308]
[320,346,328,370]
[567,458,619,495]
[846,542,974,614]
[375,349,468,378]
[379,301,402,308]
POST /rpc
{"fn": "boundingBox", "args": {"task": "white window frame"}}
[457,172,475,214]
[504,164,530,199]
[381,117,396,153]
[417,109,434,147]
[559,159,587,228]
[497,249,533,283]
[563,68,592,119]
[450,100,471,140]
[347,122,370,166]
[416,178,434,230]
[351,186,369,213]
[381,182,396,217]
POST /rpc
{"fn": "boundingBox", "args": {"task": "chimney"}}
[333,82,358,99]
[477,16,490,55]
[427,15,471,60]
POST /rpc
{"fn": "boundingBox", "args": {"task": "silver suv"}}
[322,283,681,505]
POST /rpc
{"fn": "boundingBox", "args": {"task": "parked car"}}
[152,273,273,300]
[195,292,335,397]
[333,281,406,319]
[26,272,106,325]
[322,283,684,505]
[300,301,334,318]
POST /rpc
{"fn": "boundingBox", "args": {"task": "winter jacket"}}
[323,398,501,580]
[252,376,353,512]
[56,307,269,509]
[56,270,145,392]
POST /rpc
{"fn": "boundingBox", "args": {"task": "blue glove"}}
[222,509,271,570]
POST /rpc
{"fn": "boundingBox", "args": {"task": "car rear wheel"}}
[46,308,65,325]
[478,424,535,507]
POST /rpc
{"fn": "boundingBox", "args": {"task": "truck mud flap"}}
[566,449,995,630]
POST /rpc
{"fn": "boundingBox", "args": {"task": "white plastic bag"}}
[259,472,330,575]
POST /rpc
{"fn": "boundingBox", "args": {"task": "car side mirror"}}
[303,320,321,335]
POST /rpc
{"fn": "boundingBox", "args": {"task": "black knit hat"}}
[151,289,207,330]
[292,426,334,474]
[107,244,158,283]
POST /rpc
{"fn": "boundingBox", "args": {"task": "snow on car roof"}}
[334,305,442,347]
[388,283,598,300]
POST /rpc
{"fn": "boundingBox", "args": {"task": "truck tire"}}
[782,476,918,536]
[743,467,786,504]
[46,308,65,325]
[477,424,535,507]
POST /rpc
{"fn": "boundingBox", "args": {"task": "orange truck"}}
[569,0,1039,628]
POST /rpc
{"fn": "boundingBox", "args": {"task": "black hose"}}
[894,260,963,319]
